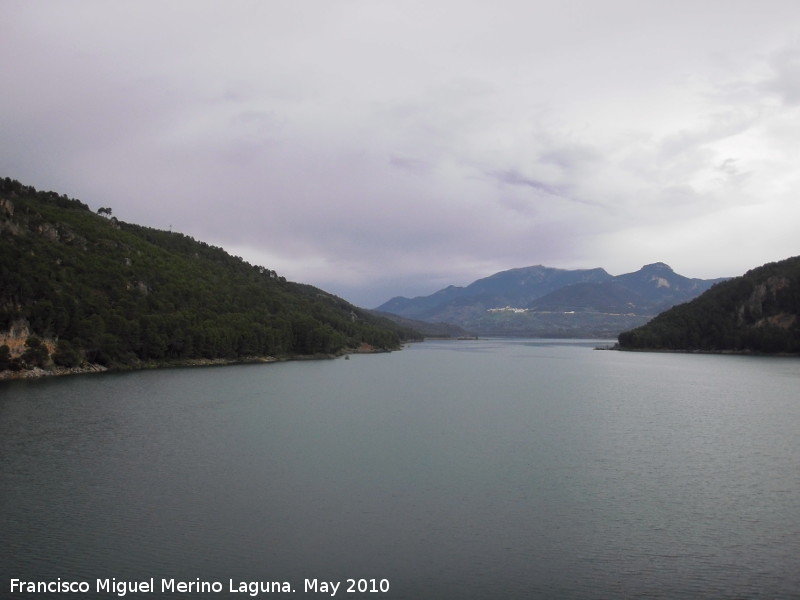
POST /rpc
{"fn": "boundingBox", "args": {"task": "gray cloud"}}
[389,155,432,175]
[3,1,800,307]
[488,169,569,198]
[762,45,800,105]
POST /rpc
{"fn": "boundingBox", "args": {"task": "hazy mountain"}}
[529,262,726,314]
[376,262,726,338]
[618,256,800,353]
[377,265,613,320]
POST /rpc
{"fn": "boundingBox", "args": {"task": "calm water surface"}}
[1,339,799,598]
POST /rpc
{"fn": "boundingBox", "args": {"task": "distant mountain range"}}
[619,255,800,353]
[376,263,728,338]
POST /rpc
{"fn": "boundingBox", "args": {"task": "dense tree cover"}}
[618,256,800,353]
[0,177,419,370]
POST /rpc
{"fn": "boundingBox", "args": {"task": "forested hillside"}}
[618,256,800,353]
[0,177,418,375]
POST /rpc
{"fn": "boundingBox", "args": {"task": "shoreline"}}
[598,344,800,357]
[0,343,397,382]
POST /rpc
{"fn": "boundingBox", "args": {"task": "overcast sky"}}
[3,1,800,307]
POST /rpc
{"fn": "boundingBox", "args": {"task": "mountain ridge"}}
[618,255,800,353]
[378,265,615,316]
[376,262,727,337]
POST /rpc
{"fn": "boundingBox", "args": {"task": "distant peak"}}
[641,262,673,272]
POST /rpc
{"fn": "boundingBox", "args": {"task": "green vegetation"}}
[618,256,800,353]
[0,177,419,372]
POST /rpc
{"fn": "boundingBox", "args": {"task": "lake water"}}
[2,339,799,599]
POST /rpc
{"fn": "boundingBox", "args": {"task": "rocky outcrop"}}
[618,255,800,353]
[0,197,13,217]
[0,319,42,357]
[738,276,791,325]
[0,197,23,235]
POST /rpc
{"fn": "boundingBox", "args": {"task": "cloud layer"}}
[3,1,800,306]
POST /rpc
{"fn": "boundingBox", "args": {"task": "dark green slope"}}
[618,256,800,353]
[0,177,418,372]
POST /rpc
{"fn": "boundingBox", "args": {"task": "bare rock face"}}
[0,197,22,235]
[36,221,61,242]
[0,319,33,357]
[738,276,791,326]
[0,197,13,217]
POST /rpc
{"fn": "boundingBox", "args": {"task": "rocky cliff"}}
[618,256,800,353]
